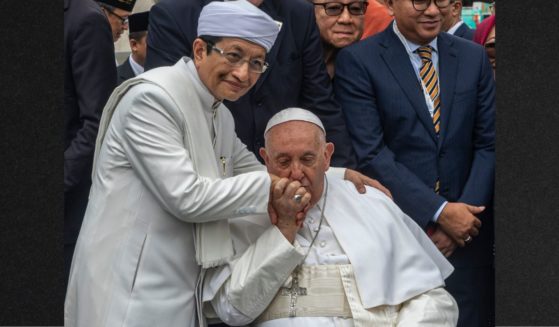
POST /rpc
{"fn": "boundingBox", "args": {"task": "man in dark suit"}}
[117,11,150,85]
[334,0,495,325]
[144,0,355,167]
[64,0,134,288]
[442,0,474,40]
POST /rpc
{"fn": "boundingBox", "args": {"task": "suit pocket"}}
[452,89,476,104]
[122,219,149,293]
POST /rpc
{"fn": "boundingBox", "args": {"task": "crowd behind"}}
[64,0,496,326]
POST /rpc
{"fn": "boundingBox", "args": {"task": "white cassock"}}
[204,177,459,326]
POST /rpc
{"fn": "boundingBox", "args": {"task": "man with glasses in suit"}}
[98,0,135,42]
[311,0,368,79]
[335,0,495,325]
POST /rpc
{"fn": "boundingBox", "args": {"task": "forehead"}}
[216,37,266,57]
[267,121,323,150]
[112,7,130,17]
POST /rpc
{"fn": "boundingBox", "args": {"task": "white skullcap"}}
[264,108,325,135]
[197,0,280,52]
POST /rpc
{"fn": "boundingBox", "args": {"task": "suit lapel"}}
[437,34,458,150]
[380,29,437,143]
[251,0,284,93]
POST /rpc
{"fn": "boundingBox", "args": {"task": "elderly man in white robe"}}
[202,108,459,326]
[64,2,387,327]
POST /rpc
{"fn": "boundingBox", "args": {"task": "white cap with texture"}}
[264,108,325,135]
[197,0,281,52]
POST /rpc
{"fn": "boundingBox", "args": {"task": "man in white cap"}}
[64,2,384,327]
[202,108,459,326]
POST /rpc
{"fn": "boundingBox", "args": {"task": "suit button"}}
[439,151,445,158]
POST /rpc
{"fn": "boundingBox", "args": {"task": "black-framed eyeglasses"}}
[411,0,450,11]
[313,1,369,16]
[100,5,129,25]
[209,45,269,74]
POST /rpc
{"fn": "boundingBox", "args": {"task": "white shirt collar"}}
[447,20,464,35]
[128,54,144,76]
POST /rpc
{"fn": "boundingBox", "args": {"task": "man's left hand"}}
[344,169,392,199]
[430,226,458,257]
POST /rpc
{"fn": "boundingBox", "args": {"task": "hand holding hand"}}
[429,226,458,257]
[269,177,311,243]
[437,202,483,247]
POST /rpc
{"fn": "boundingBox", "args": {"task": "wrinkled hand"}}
[430,226,458,257]
[269,177,311,243]
[437,202,483,247]
[344,169,392,199]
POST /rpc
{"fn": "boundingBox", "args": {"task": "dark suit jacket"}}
[453,22,475,40]
[117,57,136,85]
[145,0,355,167]
[64,0,116,244]
[334,27,495,267]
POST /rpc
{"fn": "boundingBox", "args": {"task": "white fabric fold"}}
[94,57,233,268]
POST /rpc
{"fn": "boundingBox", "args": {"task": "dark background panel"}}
[495,0,559,325]
[0,0,558,326]
[0,0,64,326]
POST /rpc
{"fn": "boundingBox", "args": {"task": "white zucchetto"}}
[197,0,280,53]
[264,108,326,135]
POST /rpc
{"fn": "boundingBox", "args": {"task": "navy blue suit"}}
[117,57,136,85]
[453,22,475,40]
[145,0,355,167]
[334,27,495,326]
[64,0,116,287]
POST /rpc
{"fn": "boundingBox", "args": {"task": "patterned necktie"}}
[417,46,441,137]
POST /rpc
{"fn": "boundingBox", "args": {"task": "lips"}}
[224,80,247,92]
[419,20,441,29]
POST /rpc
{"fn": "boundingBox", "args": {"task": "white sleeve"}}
[117,85,271,222]
[206,226,305,324]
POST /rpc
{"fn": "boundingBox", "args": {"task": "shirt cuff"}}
[433,201,448,222]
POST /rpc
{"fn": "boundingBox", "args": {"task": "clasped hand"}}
[268,177,311,243]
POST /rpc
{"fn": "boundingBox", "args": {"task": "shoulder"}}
[329,178,394,205]
[268,0,314,23]
[440,32,484,55]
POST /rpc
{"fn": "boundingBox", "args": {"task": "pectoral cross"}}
[279,267,307,317]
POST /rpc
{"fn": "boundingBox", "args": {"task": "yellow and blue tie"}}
[417,46,441,138]
[417,46,441,195]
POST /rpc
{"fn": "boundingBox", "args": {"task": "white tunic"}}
[206,177,455,326]
[64,58,272,327]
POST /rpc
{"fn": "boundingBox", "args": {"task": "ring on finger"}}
[293,194,303,203]
[464,235,472,244]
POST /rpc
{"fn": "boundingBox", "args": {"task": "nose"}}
[289,162,304,181]
[424,0,441,15]
[338,6,352,22]
[231,61,250,82]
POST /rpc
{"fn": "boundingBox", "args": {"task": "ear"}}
[452,1,462,16]
[129,39,138,52]
[323,142,334,170]
[259,147,270,166]
[385,0,395,16]
[192,38,206,66]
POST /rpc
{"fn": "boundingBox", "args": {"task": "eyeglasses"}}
[313,1,369,16]
[209,45,269,74]
[101,5,129,25]
[411,0,450,11]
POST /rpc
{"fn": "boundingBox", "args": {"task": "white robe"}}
[205,177,455,326]
[64,58,271,327]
